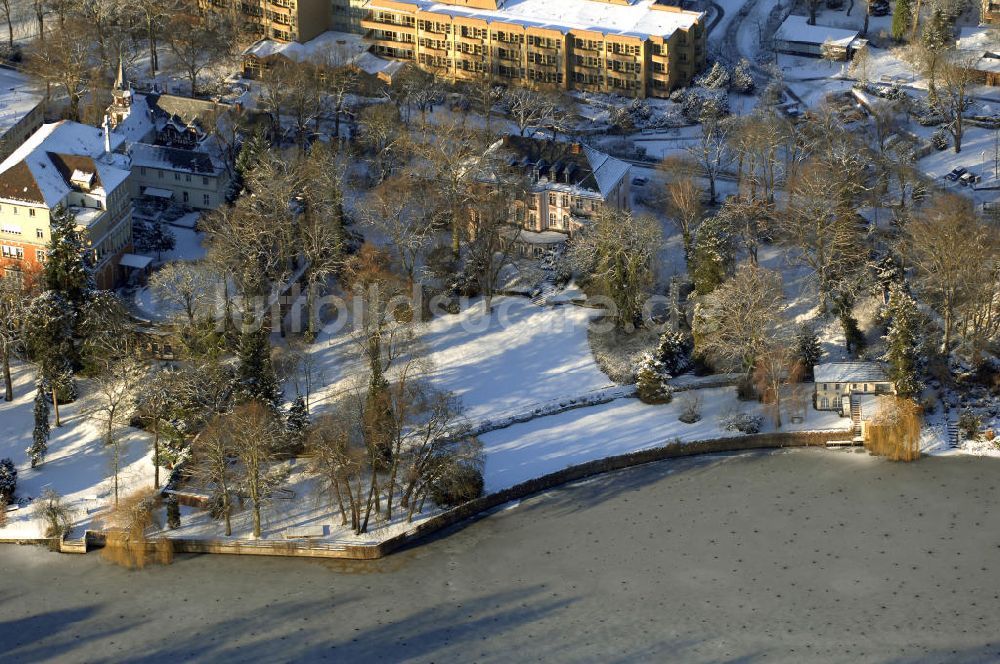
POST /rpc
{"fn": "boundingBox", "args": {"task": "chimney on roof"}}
[103,115,111,154]
[570,142,581,155]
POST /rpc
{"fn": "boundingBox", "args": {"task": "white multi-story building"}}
[484,134,630,255]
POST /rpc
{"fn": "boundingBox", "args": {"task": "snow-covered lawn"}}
[480,387,850,492]
[309,297,615,423]
[0,362,155,539]
[421,299,613,420]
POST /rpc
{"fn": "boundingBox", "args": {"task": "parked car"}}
[959,172,980,187]
[631,176,648,187]
[945,167,967,181]
[871,0,890,16]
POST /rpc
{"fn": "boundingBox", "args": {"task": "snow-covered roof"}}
[119,253,153,269]
[141,186,174,199]
[489,135,629,200]
[814,362,889,384]
[0,121,130,207]
[130,143,224,176]
[958,26,1000,51]
[369,0,703,39]
[244,30,368,64]
[583,144,630,199]
[244,30,405,79]
[0,67,42,140]
[112,94,156,144]
[774,15,859,47]
[352,51,406,78]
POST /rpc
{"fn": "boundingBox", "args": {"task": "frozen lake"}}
[2,448,1000,662]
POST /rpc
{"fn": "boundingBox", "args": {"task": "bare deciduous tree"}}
[687,99,735,205]
[229,401,284,538]
[0,266,41,401]
[502,88,556,137]
[361,171,436,287]
[25,22,95,120]
[190,413,238,536]
[906,194,997,355]
[663,175,703,263]
[91,356,147,507]
[694,263,784,374]
[150,261,215,328]
[779,158,866,311]
[930,50,980,154]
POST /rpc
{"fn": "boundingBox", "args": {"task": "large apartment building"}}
[199,0,333,42]
[361,0,706,98]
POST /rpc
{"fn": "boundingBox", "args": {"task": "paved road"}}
[3,448,1000,663]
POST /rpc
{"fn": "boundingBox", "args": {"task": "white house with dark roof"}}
[108,64,233,210]
[130,143,228,210]
[773,15,868,61]
[814,362,895,415]
[484,134,630,255]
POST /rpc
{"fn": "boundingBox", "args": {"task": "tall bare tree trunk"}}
[2,350,11,401]
[153,423,160,489]
[52,385,61,427]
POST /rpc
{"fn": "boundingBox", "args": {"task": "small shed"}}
[957,27,1000,86]
[773,15,867,61]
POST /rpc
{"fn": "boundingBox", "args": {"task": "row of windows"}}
[547,193,599,212]
[820,383,887,391]
[528,53,559,66]
[526,70,563,84]
[525,212,571,228]
[1,225,44,238]
[1,244,23,260]
[264,9,291,26]
[374,29,413,43]
[138,166,212,186]
[0,205,37,216]
[417,20,450,33]
[527,36,560,49]
[373,11,413,27]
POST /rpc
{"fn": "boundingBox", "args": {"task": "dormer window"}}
[70,169,95,191]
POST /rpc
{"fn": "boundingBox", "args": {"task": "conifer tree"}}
[636,354,673,404]
[22,291,76,424]
[793,324,822,377]
[654,330,693,376]
[286,395,310,447]
[0,457,15,503]
[236,327,280,408]
[892,0,912,42]
[29,384,50,467]
[691,217,732,295]
[921,8,951,52]
[43,205,91,306]
[883,286,922,398]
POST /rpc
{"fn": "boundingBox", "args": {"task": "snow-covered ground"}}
[308,296,615,423]
[480,386,850,492]
[0,362,155,539]
[161,461,441,545]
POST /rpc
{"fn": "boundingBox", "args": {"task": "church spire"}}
[114,55,127,92]
[108,55,133,129]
